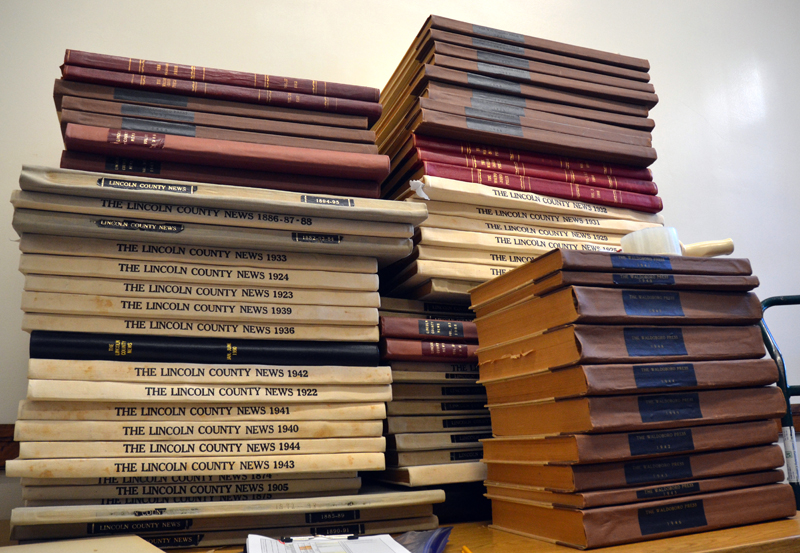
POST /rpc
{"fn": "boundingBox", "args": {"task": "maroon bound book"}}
[61,65,383,124]
[421,160,662,213]
[60,151,381,198]
[414,147,657,195]
[63,123,391,182]
[65,49,380,103]
[379,316,478,342]
[380,338,479,362]
[412,134,653,181]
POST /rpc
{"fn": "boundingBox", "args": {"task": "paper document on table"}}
[246,533,413,553]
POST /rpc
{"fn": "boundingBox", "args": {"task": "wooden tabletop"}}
[2,517,800,552]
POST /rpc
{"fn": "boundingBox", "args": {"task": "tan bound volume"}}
[12,209,413,263]
[408,198,660,233]
[386,414,492,433]
[24,274,380,307]
[6,452,385,479]
[19,233,378,273]
[388,430,491,451]
[19,254,378,291]
[421,213,623,245]
[26,379,392,404]
[386,400,487,416]
[14,419,384,442]
[22,313,380,342]
[19,437,385,460]
[20,166,428,225]
[408,176,664,223]
[409,278,478,302]
[28,359,392,385]
[384,260,509,294]
[21,476,363,499]
[21,291,379,325]
[20,471,357,486]
[11,189,413,239]
[417,226,619,255]
[375,461,487,486]
[16,400,386,421]
[415,245,536,268]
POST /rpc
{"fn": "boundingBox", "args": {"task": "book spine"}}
[28,359,391,385]
[6,452,385,478]
[25,379,392,403]
[391,383,486,400]
[386,400,486,415]
[17,400,386,421]
[14,420,384,442]
[65,50,380,103]
[24,275,380,308]
[379,316,478,342]
[21,291,379,326]
[60,151,381,198]
[21,436,384,459]
[390,430,492,450]
[387,448,483,467]
[22,313,380,342]
[63,123,390,182]
[415,148,657,194]
[391,371,480,383]
[422,162,662,213]
[417,227,619,256]
[12,189,413,239]
[28,331,380,365]
[61,65,383,122]
[22,490,358,507]
[19,233,378,274]
[386,415,492,433]
[413,134,654,180]
[380,338,479,362]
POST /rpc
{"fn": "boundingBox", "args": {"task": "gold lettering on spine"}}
[164,63,169,76]
[138,59,145,73]
[66,50,71,62]
[190,66,196,80]
[202,67,206,81]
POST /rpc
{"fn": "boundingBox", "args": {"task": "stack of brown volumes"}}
[372,306,489,489]
[56,49,388,198]
[6,165,441,547]
[470,249,795,549]
[375,16,665,302]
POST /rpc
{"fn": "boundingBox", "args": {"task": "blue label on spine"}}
[472,37,525,54]
[121,117,196,137]
[613,274,676,286]
[114,88,189,108]
[624,456,694,485]
[610,254,673,271]
[464,107,522,126]
[469,97,527,116]
[121,103,195,122]
[471,89,527,107]
[476,61,531,81]
[638,393,702,423]
[476,50,530,69]
[628,428,695,456]
[622,291,685,317]
[624,328,688,357]
[465,117,524,137]
[633,363,698,388]
[636,482,702,501]
[638,499,708,536]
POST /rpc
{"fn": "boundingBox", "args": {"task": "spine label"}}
[623,328,688,357]
[442,417,492,429]
[622,291,684,317]
[636,482,702,501]
[638,499,708,536]
[613,274,676,286]
[306,510,359,524]
[95,218,184,234]
[107,129,165,149]
[89,519,193,534]
[627,429,695,457]
[97,177,197,194]
[637,393,702,423]
[623,456,693,485]
[633,363,698,389]
[611,254,673,271]
[301,195,355,207]
[450,450,483,461]
[418,320,465,338]
[451,432,492,443]
[442,402,487,410]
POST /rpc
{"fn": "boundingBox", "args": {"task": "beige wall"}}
[1,0,799,516]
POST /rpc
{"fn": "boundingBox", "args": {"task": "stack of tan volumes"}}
[469,248,796,548]
[375,15,664,303]
[5,166,446,548]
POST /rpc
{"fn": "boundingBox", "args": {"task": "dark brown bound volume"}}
[475,287,762,346]
[379,316,478,342]
[427,15,651,72]
[430,53,659,108]
[412,134,654,181]
[470,249,754,307]
[428,37,655,91]
[381,338,478,362]
[60,151,381,198]
[480,358,778,403]
[61,96,377,143]
[63,123,390,182]
[55,79,369,129]
[482,419,779,464]
[473,271,761,316]
[488,387,785,436]
[59,109,379,155]
[484,444,785,492]
[61,65,383,123]
[64,49,380,103]
[488,483,796,549]
[485,470,785,509]
[478,324,766,378]
[412,107,657,167]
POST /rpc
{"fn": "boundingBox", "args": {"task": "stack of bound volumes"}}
[374,16,665,302]
[470,249,795,548]
[56,49,388,198]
